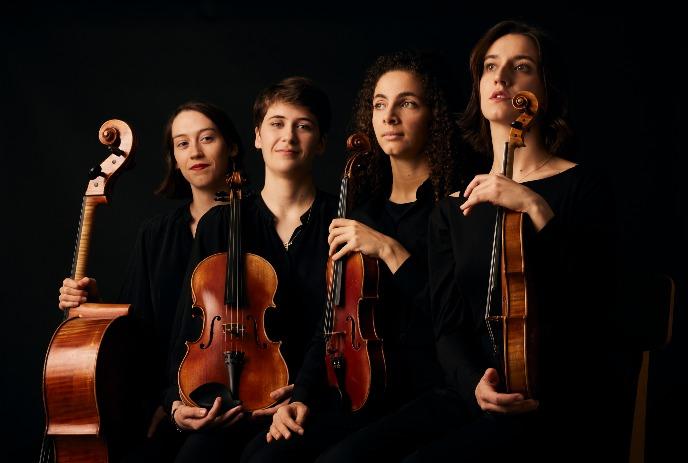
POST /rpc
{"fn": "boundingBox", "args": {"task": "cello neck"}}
[71,195,106,281]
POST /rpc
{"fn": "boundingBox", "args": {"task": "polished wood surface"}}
[41,120,140,462]
[324,132,385,412]
[179,252,289,411]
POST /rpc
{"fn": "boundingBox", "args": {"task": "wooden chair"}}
[628,273,675,463]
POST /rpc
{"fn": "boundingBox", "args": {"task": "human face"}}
[372,70,431,160]
[254,102,324,177]
[479,33,545,125]
[172,110,232,193]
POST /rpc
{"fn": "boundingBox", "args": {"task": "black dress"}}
[406,164,631,462]
[164,190,337,463]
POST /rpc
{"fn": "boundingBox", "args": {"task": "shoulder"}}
[137,202,190,238]
[313,189,338,221]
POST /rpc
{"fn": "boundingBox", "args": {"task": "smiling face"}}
[371,70,431,160]
[254,101,324,178]
[171,110,232,194]
[479,33,545,125]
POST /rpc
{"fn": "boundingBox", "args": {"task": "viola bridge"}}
[222,323,246,338]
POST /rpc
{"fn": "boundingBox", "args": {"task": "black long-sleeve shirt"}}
[164,190,337,412]
[292,179,444,410]
[118,203,194,414]
[428,165,616,418]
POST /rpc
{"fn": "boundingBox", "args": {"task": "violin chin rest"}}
[190,382,242,414]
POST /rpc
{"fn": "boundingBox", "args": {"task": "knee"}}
[315,443,358,463]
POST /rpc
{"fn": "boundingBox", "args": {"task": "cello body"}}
[43,306,141,463]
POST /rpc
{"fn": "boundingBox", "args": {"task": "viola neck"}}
[71,196,105,281]
[330,176,349,308]
[225,195,245,306]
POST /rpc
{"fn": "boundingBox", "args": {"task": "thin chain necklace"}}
[514,155,554,182]
[283,204,313,251]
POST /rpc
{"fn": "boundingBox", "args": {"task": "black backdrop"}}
[1,4,685,460]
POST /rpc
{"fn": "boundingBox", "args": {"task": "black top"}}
[428,165,616,418]
[118,203,194,409]
[164,190,338,412]
[292,179,444,410]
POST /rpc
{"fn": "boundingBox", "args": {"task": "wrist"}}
[380,239,410,274]
[526,195,553,232]
[170,403,184,433]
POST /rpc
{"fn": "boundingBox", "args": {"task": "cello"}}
[41,120,143,462]
[178,167,289,412]
[324,132,385,412]
[485,91,540,398]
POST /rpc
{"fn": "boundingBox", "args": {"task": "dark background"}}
[1,3,684,461]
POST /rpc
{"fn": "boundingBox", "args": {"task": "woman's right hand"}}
[475,368,539,414]
[58,277,99,310]
[171,398,244,431]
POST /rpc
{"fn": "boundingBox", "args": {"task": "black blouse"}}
[428,165,616,417]
[118,203,194,407]
[164,190,337,412]
[292,179,444,410]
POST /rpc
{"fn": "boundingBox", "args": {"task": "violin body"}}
[323,132,385,412]
[484,92,540,399]
[325,252,384,411]
[500,210,538,397]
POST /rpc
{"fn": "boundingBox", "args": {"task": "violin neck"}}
[225,195,245,306]
[501,141,514,179]
[333,176,350,305]
[71,196,105,281]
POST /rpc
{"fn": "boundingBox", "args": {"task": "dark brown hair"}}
[156,101,244,199]
[349,50,463,205]
[459,20,574,159]
[253,76,331,136]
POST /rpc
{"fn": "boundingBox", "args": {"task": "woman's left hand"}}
[460,174,553,231]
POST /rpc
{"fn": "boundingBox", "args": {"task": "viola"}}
[178,169,289,412]
[323,132,385,412]
[485,92,540,398]
[41,120,144,462]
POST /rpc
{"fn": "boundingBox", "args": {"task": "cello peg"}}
[107,145,125,157]
[88,165,107,180]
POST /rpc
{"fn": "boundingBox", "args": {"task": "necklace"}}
[514,155,554,182]
[283,205,313,251]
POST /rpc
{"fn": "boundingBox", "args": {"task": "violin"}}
[323,133,385,412]
[178,168,289,412]
[41,120,144,462]
[485,91,540,398]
